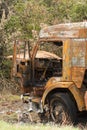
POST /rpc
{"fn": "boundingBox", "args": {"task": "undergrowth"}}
[0,120,82,130]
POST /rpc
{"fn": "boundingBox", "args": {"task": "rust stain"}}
[40,22,87,39]
[10,22,87,112]
[71,67,85,88]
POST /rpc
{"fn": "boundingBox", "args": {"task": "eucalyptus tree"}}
[5,0,50,40]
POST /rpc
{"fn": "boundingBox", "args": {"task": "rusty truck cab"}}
[12,22,87,124]
[38,22,87,109]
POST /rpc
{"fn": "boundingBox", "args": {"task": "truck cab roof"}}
[39,22,87,41]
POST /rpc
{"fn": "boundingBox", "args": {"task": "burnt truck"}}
[10,22,87,124]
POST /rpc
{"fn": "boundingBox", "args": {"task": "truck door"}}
[71,39,86,88]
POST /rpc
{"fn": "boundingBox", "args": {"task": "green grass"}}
[0,121,81,130]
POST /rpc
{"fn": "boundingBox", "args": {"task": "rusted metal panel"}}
[71,67,85,88]
[69,84,85,111]
[11,22,87,113]
[71,40,86,67]
[8,51,61,60]
[70,40,86,88]
[39,22,87,40]
[63,39,72,80]
[42,80,85,111]
[42,80,74,102]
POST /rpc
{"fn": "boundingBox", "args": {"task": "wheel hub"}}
[50,101,67,124]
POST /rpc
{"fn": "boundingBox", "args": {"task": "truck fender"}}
[42,82,85,111]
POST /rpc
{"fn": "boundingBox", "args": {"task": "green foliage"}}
[0,28,12,78]
[5,15,20,33]
[0,0,87,78]
[0,41,12,78]
[0,59,12,78]
[70,1,87,22]
[46,0,87,23]
[5,0,50,39]
[5,0,87,39]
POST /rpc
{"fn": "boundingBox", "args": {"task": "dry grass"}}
[0,93,86,130]
[0,77,20,94]
[0,121,81,130]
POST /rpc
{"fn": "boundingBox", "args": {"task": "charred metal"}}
[9,22,87,124]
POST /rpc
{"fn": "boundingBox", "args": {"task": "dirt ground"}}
[0,92,42,124]
[0,92,87,129]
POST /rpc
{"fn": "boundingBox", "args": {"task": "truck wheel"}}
[49,93,77,124]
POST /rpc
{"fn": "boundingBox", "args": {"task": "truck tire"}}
[49,93,77,125]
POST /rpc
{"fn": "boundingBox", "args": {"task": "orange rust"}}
[10,22,87,112]
[42,81,85,111]
[71,67,85,88]
[63,39,72,81]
